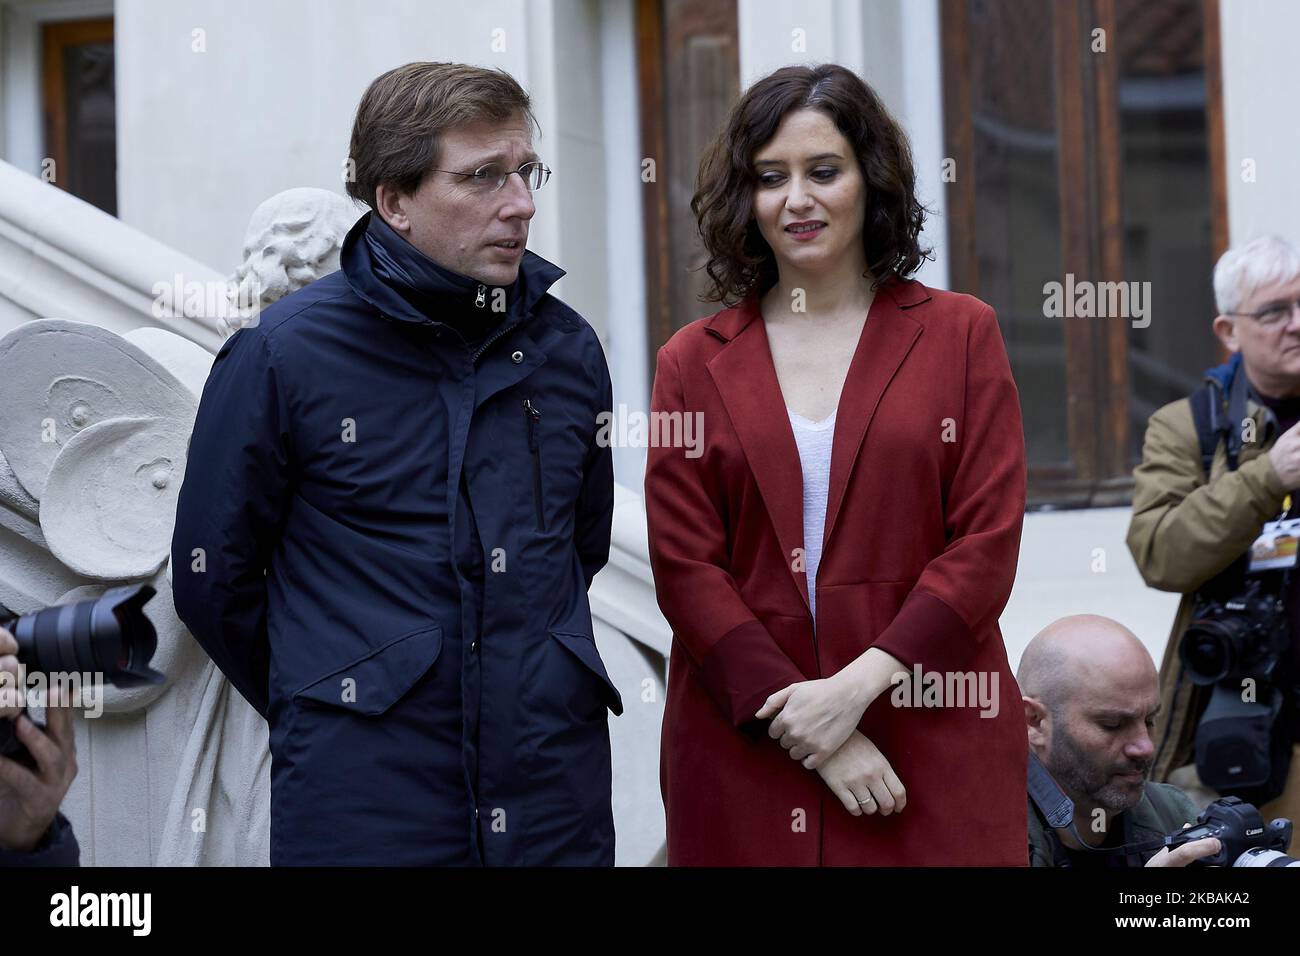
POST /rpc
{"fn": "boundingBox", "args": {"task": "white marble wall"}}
[1003,507,1183,672]
[1219,0,1300,245]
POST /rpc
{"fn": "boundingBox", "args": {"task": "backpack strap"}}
[1189,382,1226,478]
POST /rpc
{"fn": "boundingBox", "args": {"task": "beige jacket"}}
[1126,387,1288,781]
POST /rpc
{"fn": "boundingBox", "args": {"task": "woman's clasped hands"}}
[755,653,908,817]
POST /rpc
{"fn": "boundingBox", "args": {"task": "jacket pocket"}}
[550,629,624,717]
[524,398,546,531]
[292,624,443,716]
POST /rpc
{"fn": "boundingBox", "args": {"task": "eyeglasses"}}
[1226,298,1300,328]
[429,160,552,192]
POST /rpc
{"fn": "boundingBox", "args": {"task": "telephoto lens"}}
[1233,846,1300,866]
[0,584,163,768]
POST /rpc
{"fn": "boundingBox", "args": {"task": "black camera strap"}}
[1028,749,1076,831]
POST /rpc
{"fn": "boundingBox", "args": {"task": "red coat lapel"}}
[823,281,929,552]
[703,280,931,609]
[705,297,809,610]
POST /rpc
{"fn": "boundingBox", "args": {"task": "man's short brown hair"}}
[346,62,537,210]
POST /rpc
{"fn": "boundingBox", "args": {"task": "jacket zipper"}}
[474,283,487,308]
[524,399,545,531]
[470,316,518,363]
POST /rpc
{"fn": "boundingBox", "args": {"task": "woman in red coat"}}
[645,64,1028,866]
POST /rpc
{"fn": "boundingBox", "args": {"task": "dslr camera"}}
[0,584,162,767]
[1167,795,1297,867]
[1181,564,1295,804]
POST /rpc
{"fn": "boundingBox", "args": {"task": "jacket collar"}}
[1204,350,1279,445]
[1204,350,1241,391]
[340,210,565,329]
[1124,790,1173,843]
[1030,793,1158,866]
[704,278,928,612]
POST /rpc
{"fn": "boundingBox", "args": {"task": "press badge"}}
[1248,508,1300,573]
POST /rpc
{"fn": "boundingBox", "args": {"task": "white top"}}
[787,407,837,628]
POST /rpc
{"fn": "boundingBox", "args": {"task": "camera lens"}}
[8,584,163,687]
[1180,619,1238,685]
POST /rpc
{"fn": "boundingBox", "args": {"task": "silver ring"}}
[857,796,874,805]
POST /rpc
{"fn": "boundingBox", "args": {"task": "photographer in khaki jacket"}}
[1128,235,1300,826]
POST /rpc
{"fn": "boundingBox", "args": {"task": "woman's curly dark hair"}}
[692,63,930,305]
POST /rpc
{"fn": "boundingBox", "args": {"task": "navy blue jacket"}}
[0,812,79,866]
[171,212,620,865]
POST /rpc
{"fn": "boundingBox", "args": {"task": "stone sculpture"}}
[0,320,268,864]
[0,188,360,865]
[224,188,359,338]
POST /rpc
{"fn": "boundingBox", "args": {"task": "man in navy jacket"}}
[171,63,619,865]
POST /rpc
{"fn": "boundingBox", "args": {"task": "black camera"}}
[0,584,163,768]
[1168,795,1297,866]
[1181,573,1290,687]
[1179,567,1295,803]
